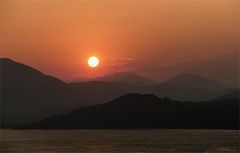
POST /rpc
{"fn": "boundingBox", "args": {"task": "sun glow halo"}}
[88,56,99,68]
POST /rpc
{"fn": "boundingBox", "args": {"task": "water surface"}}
[0,129,239,152]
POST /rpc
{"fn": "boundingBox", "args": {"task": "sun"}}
[88,56,99,68]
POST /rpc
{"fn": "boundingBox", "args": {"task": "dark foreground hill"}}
[27,94,239,129]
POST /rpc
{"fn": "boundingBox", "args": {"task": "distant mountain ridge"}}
[92,72,156,86]
[68,81,131,105]
[166,73,227,91]
[26,94,239,129]
[72,72,231,101]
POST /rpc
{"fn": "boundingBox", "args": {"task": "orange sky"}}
[1,0,239,83]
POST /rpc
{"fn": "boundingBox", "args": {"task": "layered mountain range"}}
[0,58,238,126]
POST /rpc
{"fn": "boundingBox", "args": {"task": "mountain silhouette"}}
[69,81,133,105]
[166,73,227,91]
[71,73,231,102]
[150,54,239,88]
[1,58,70,90]
[92,72,156,86]
[0,58,83,124]
[0,58,235,125]
[27,94,239,129]
[143,83,230,101]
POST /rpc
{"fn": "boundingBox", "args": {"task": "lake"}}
[0,129,239,152]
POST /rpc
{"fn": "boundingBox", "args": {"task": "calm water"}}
[0,129,239,153]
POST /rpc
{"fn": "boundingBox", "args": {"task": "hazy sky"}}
[1,0,239,85]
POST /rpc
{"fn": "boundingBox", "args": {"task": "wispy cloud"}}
[111,58,135,61]
[107,57,136,67]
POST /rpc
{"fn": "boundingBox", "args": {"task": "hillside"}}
[27,94,239,129]
[0,58,82,124]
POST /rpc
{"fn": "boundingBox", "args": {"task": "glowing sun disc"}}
[88,56,99,67]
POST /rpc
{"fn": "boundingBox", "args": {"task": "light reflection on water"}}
[0,129,239,153]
